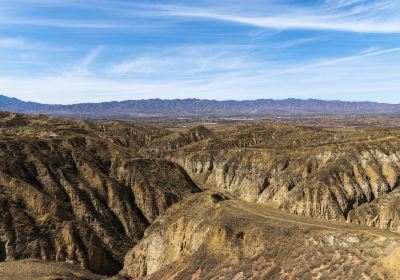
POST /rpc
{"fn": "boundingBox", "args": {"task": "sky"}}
[0,0,400,104]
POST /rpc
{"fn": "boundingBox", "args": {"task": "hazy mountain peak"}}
[0,95,399,118]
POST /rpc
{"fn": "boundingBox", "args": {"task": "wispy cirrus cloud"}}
[80,47,102,68]
[148,0,400,33]
[2,0,400,33]
[64,47,103,76]
[108,45,255,78]
[0,37,27,48]
[0,37,75,51]
[1,45,399,104]
[236,47,400,82]
[108,36,322,78]
[1,0,399,104]
[0,0,139,29]
[1,18,126,29]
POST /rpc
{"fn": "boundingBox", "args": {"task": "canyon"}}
[0,111,400,279]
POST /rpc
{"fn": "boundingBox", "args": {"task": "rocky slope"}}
[148,125,215,152]
[348,188,400,232]
[2,111,400,278]
[0,112,199,275]
[121,191,400,279]
[161,124,400,232]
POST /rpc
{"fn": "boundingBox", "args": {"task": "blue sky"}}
[0,0,399,104]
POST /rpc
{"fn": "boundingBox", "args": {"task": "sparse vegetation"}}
[1,111,400,279]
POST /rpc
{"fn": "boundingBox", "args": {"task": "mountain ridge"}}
[1,95,399,118]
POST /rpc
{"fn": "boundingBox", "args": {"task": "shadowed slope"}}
[0,112,199,275]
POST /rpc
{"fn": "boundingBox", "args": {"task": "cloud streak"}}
[1,45,399,104]
[150,0,400,33]
[241,47,400,81]
[107,45,256,78]
[3,0,400,33]
[1,0,399,104]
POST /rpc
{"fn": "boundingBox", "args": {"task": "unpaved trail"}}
[229,200,400,239]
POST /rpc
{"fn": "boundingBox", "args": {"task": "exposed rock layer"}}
[0,113,199,275]
[2,112,400,277]
[164,125,400,231]
[122,191,400,279]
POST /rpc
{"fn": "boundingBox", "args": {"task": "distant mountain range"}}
[0,95,399,118]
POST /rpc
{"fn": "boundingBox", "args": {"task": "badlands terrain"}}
[1,111,400,279]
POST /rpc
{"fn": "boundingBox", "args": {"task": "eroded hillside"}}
[2,112,400,279]
[121,191,400,279]
[0,112,199,275]
[155,124,400,233]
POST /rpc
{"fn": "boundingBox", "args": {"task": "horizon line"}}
[1,94,399,106]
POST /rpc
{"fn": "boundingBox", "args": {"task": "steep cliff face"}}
[348,189,400,232]
[0,113,199,275]
[121,192,400,279]
[167,124,400,230]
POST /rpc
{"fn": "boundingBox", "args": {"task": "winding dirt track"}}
[230,200,400,239]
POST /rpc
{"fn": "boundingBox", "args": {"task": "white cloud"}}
[107,45,253,77]
[2,0,400,33]
[81,47,102,68]
[2,18,125,29]
[1,0,399,104]
[237,47,400,81]
[1,46,399,104]
[61,47,103,77]
[0,37,75,52]
[149,0,400,33]
[0,37,32,49]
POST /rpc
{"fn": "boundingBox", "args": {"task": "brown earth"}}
[0,259,103,280]
[0,112,199,275]
[1,111,400,278]
[163,124,400,232]
[121,191,400,279]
